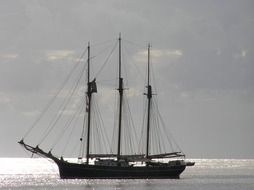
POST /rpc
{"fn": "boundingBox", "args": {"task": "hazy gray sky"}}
[0,0,254,158]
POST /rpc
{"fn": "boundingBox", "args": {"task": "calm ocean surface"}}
[0,158,253,190]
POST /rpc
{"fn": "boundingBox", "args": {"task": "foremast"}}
[85,42,97,164]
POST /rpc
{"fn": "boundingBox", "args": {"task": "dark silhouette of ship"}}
[19,35,194,179]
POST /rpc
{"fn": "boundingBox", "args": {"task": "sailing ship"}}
[19,35,194,179]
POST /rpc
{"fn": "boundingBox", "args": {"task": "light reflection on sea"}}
[0,158,254,190]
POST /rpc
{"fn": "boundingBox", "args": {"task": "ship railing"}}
[148,152,185,159]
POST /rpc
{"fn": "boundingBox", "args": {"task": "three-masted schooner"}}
[19,35,194,179]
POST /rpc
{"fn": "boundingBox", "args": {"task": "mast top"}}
[147,43,151,87]
[87,42,90,83]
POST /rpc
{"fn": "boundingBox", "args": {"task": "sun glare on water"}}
[0,158,58,175]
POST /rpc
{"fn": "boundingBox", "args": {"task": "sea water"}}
[0,158,253,190]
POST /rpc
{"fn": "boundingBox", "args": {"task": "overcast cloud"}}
[0,0,254,158]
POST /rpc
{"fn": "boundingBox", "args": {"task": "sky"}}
[0,0,254,158]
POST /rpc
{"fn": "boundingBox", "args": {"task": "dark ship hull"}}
[18,140,187,179]
[55,160,186,179]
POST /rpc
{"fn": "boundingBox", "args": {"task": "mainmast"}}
[85,42,97,164]
[145,43,152,159]
[117,34,123,160]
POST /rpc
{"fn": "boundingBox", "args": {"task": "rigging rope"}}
[93,96,111,153]
[79,112,87,159]
[23,48,88,139]
[95,40,118,78]
[123,44,146,82]
[138,95,147,154]
[123,39,146,49]
[38,60,88,146]
[90,39,115,47]
[110,59,120,153]
[61,100,85,156]
[157,103,183,153]
[51,95,86,150]
[123,93,139,153]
